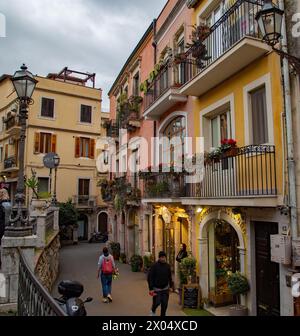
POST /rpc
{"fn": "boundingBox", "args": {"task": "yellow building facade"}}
[183,0,292,316]
[0,68,107,240]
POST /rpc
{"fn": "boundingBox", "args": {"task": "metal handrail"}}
[17,247,67,316]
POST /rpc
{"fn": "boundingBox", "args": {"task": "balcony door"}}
[78,179,90,204]
[206,3,223,62]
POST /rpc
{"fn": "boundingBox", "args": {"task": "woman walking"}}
[97,247,116,303]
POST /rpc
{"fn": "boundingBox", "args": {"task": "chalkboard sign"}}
[182,284,200,309]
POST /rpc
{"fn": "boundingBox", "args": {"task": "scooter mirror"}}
[85,297,93,303]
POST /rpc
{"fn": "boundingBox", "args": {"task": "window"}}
[41,98,54,118]
[38,177,49,193]
[250,86,268,144]
[162,116,186,164]
[211,111,231,148]
[78,179,90,196]
[4,144,8,160]
[75,137,95,159]
[34,132,57,154]
[103,150,109,165]
[133,72,140,97]
[80,105,92,123]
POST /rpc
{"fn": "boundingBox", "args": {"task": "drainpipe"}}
[152,19,158,141]
[279,0,298,242]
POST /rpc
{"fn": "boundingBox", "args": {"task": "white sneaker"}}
[150,311,156,316]
[107,294,113,302]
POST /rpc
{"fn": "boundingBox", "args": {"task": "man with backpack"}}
[97,247,116,303]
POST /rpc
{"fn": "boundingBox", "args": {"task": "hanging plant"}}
[186,24,211,69]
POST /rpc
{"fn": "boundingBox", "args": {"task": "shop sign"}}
[271,235,291,265]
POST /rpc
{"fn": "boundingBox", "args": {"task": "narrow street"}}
[52,243,186,317]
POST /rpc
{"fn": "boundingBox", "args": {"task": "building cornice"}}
[155,0,187,43]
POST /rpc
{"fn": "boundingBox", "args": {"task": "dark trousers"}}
[152,290,169,317]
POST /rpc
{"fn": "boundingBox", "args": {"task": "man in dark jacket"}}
[148,251,173,317]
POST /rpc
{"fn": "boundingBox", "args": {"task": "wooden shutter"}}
[89,139,95,159]
[75,137,80,158]
[34,132,40,154]
[4,144,8,160]
[51,134,57,153]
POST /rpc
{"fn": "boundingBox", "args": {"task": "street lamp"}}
[5,64,38,237]
[255,0,300,73]
[52,154,60,205]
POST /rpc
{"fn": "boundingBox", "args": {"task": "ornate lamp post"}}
[52,154,60,205]
[5,64,38,237]
[255,0,300,73]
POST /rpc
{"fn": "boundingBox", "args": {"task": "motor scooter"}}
[55,280,93,316]
[88,231,108,244]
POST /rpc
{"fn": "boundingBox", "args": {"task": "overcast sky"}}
[0,0,167,110]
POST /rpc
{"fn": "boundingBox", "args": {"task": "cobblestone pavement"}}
[52,243,186,317]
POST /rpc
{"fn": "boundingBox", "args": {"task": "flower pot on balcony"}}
[224,147,239,158]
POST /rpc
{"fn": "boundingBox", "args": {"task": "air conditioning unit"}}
[271,235,291,265]
[8,138,15,145]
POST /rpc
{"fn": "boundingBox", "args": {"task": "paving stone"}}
[52,243,185,317]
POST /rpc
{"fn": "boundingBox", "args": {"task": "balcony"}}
[140,171,186,202]
[119,96,142,132]
[180,0,270,97]
[104,120,120,139]
[140,145,278,207]
[183,145,278,207]
[73,195,97,209]
[143,62,188,120]
[3,156,18,172]
[4,112,21,136]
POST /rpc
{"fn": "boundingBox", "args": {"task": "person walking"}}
[0,188,11,243]
[148,251,173,317]
[97,247,116,303]
[0,188,11,269]
[176,243,188,263]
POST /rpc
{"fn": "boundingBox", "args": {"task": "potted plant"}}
[143,254,154,274]
[186,24,211,69]
[120,253,127,264]
[178,256,197,304]
[130,255,143,272]
[221,139,238,157]
[110,242,121,261]
[226,272,250,316]
[25,173,52,212]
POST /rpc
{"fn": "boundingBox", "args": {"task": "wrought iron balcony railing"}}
[186,145,277,198]
[4,156,18,170]
[105,120,120,138]
[181,0,264,85]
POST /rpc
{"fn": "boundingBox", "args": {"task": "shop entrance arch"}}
[198,210,245,307]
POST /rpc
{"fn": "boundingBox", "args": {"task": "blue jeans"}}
[101,274,113,298]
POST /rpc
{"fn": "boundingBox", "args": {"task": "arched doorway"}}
[207,220,240,306]
[199,210,245,308]
[98,212,108,233]
[78,214,88,241]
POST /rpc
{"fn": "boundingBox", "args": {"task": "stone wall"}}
[35,233,60,292]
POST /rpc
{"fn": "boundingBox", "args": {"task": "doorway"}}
[208,220,240,307]
[255,221,280,316]
[98,212,108,233]
[77,214,88,241]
